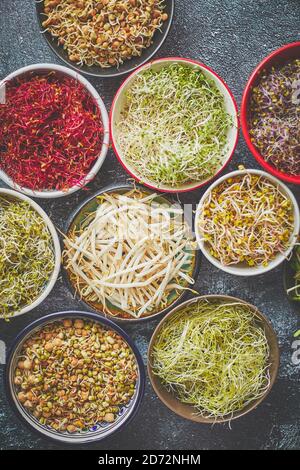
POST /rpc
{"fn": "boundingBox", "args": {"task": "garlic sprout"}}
[63,190,196,319]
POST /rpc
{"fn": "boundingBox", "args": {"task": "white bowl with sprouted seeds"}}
[0,189,61,318]
[110,57,239,193]
[195,169,300,276]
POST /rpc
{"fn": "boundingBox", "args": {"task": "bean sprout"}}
[63,190,196,319]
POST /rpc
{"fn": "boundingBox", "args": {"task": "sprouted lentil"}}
[13,319,138,433]
[116,63,232,187]
[249,59,300,176]
[198,173,294,267]
[152,300,270,419]
[0,197,55,318]
[63,189,196,319]
[42,0,168,68]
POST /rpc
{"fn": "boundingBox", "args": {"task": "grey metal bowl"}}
[5,311,145,444]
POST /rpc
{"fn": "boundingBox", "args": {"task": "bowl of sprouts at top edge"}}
[241,41,300,184]
[195,168,300,276]
[284,242,300,311]
[110,57,239,193]
[36,0,174,78]
[0,63,109,199]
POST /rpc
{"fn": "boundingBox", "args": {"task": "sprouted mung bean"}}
[42,0,168,68]
[116,63,233,187]
[152,300,270,419]
[0,197,55,318]
[198,173,294,267]
[13,319,138,433]
[63,189,196,319]
[249,59,300,176]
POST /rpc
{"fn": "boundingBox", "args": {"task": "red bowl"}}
[241,41,300,185]
[110,57,239,193]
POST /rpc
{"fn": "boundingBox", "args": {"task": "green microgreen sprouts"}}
[117,64,233,187]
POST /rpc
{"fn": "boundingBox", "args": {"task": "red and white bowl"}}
[110,57,239,193]
[241,42,300,185]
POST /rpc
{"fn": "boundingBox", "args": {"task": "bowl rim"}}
[0,188,61,319]
[110,56,239,193]
[147,294,280,424]
[195,168,300,276]
[5,310,146,444]
[240,41,300,184]
[34,0,175,78]
[62,182,201,322]
[0,63,110,198]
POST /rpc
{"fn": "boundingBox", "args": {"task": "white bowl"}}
[110,57,239,193]
[0,188,61,318]
[0,64,109,199]
[195,169,300,276]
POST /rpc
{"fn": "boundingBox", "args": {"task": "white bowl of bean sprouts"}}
[195,169,300,276]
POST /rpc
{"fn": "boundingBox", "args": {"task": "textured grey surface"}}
[0,0,299,450]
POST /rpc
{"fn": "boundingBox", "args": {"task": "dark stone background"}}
[0,0,299,450]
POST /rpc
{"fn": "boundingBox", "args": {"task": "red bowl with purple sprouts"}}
[241,42,300,185]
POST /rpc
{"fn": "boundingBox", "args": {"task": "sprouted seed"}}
[198,173,294,267]
[152,300,271,419]
[116,63,232,187]
[42,0,168,68]
[13,319,138,433]
[0,197,55,318]
[63,189,196,319]
[249,59,300,176]
[286,245,300,300]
